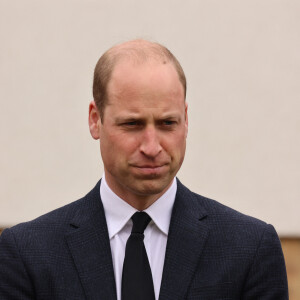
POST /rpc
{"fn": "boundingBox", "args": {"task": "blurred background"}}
[0,0,299,297]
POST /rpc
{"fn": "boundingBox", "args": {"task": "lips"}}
[130,164,168,176]
[134,164,166,168]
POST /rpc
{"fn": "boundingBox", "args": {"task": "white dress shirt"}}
[100,174,177,300]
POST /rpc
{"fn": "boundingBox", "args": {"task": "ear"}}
[88,101,101,140]
[184,102,188,138]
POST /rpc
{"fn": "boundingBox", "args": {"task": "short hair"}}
[93,39,187,121]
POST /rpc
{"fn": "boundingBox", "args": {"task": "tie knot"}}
[131,212,151,234]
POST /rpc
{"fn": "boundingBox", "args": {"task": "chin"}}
[132,179,172,196]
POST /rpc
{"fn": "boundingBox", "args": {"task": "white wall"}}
[0,0,299,235]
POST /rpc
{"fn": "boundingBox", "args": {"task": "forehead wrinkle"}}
[108,76,184,104]
[112,107,183,120]
[109,88,182,109]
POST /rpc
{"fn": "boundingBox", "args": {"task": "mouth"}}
[130,164,168,176]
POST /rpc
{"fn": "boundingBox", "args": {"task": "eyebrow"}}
[114,113,181,123]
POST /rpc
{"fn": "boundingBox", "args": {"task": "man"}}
[0,40,288,299]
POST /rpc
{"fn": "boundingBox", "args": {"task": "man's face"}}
[92,60,188,205]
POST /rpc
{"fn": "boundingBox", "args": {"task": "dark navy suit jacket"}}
[0,180,288,299]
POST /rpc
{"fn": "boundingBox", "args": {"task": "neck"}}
[119,193,162,211]
[103,172,173,210]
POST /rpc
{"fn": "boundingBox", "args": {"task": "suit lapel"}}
[159,180,209,300]
[64,179,208,300]
[65,181,117,300]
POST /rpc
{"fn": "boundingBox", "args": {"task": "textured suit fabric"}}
[0,179,288,299]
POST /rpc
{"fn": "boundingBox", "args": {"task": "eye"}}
[159,119,178,130]
[163,120,176,126]
[160,119,178,126]
[119,120,143,130]
[124,121,138,126]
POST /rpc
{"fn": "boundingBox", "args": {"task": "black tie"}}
[122,212,155,300]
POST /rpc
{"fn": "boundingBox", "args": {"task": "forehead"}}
[107,60,184,103]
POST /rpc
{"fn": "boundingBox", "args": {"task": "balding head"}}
[93,39,186,121]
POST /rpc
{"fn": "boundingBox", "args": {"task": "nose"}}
[140,126,162,158]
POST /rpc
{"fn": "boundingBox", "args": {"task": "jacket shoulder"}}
[5,181,101,239]
[177,180,273,240]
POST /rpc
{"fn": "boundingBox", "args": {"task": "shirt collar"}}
[100,173,177,239]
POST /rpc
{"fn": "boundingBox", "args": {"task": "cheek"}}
[102,133,140,158]
[163,132,186,151]
[169,136,186,164]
